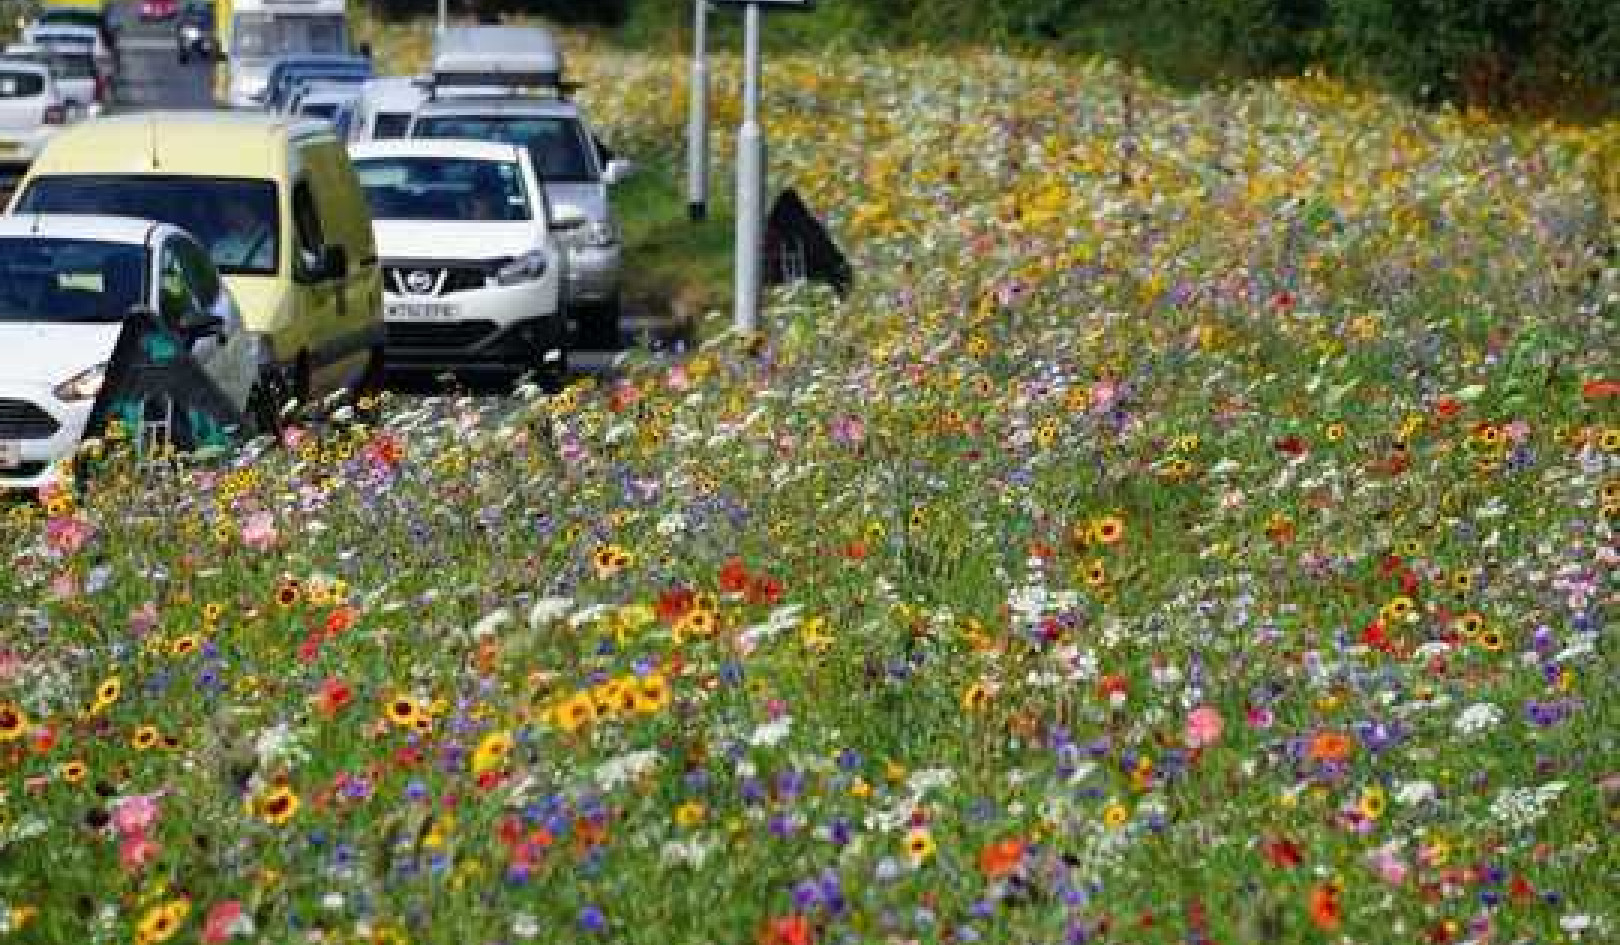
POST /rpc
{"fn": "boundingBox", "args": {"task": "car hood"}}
[372,220,541,262]
[0,321,123,384]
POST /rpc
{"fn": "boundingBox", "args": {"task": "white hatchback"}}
[0,59,67,168]
[0,215,257,490]
[349,138,568,381]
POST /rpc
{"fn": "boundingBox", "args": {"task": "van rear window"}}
[17,175,281,275]
[0,72,45,98]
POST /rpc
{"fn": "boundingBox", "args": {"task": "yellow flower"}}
[1358,785,1387,820]
[131,724,160,750]
[903,827,935,865]
[135,899,189,944]
[632,674,671,715]
[470,731,514,775]
[674,801,706,828]
[60,759,88,784]
[385,695,424,728]
[962,680,992,712]
[0,702,26,741]
[257,785,300,825]
[1101,800,1129,830]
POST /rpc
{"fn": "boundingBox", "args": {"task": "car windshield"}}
[412,114,596,182]
[52,52,97,79]
[0,239,146,323]
[17,176,280,275]
[300,101,337,118]
[233,14,348,58]
[355,155,531,222]
[39,10,101,29]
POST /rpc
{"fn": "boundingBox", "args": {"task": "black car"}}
[175,2,218,63]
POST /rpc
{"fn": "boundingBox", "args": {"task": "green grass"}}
[610,149,734,336]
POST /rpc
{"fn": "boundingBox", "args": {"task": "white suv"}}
[0,59,67,171]
[349,138,568,383]
[0,215,256,490]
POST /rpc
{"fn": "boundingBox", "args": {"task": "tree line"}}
[369,0,1617,117]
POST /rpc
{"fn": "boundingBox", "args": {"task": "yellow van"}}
[7,111,383,425]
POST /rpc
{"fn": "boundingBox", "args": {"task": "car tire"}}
[574,296,622,350]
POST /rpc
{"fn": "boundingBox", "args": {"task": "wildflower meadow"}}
[1,30,1618,945]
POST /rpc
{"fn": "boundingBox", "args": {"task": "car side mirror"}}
[551,208,588,233]
[602,158,635,186]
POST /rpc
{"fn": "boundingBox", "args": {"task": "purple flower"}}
[578,905,606,933]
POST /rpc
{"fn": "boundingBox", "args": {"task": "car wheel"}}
[574,296,622,350]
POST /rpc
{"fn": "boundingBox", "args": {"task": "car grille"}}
[386,320,498,349]
[385,263,500,297]
[0,399,60,439]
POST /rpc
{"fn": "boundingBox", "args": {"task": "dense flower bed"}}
[1,28,1617,945]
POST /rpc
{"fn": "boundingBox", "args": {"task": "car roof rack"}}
[425,26,579,100]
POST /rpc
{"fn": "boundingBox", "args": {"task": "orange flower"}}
[1308,882,1342,931]
[758,914,813,945]
[978,838,1025,878]
[1307,731,1353,763]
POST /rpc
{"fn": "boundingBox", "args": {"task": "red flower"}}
[718,557,750,594]
[1360,618,1393,653]
[746,574,784,607]
[655,587,696,624]
[978,838,1025,878]
[1097,673,1129,701]
[841,541,868,561]
[1581,379,1620,400]
[324,606,356,636]
[1262,836,1303,868]
[758,914,813,945]
[1274,435,1307,457]
[315,677,352,717]
[1434,396,1462,420]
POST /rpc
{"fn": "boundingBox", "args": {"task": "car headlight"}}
[182,25,201,39]
[495,250,548,286]
[582,218,619,249]
[54,363,106,402]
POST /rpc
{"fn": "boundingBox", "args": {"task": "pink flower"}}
[112,794,160,836]
[1090,379,1118,413]
[1504,420,1531,444]
[240,511,279,552]
[44,516,93,555]
[1185,705,1224,748]
[1367,844,1409,885]
[665,363,691,392]
[47,572,78,600]
[128,601,160,636]
[201,900,244,944]
[830,414,866,447]
[118,834,159,871]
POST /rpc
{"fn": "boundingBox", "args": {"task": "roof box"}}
[429,26,574,95]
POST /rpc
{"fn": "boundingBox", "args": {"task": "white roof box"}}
[429,26,574,93]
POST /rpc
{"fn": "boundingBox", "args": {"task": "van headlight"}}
[54,363,107,402]
[495,250,549,285]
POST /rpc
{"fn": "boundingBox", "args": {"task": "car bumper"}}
[0,387,90,492]
[564,243,622,304]
[382,277,563,371]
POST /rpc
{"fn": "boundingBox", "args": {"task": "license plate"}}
[386,302,460,319]
[0,441,20,470]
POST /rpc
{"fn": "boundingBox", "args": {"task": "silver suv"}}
[408,27,631,348]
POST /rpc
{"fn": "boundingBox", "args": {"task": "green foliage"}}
[609,0,1616,114]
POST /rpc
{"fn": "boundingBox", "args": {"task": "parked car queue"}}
[0,22,635,492]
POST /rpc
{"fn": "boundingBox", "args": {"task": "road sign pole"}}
[733,0,764,336]
[437,0,447,33]
[686,0,709,221]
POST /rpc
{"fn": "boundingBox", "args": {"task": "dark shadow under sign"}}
[763,187,852,298]
[82,307,247,460]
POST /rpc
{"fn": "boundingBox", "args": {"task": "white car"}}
[0,59,66,169]
[345,75,424,143]
[0,215,257,490]
[287,80,359,123]
[349,138,567,381]
[3,43,103,118]
[20,24,113,87]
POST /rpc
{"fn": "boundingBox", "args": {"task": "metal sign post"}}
[437,0,447,33]
[712,0,815,338]
[686,0,710,221]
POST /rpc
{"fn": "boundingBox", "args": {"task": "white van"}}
[223,0,352,108]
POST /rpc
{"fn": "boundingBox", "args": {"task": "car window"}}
[0,238,145,323]
[371,111,410,139]
[412,114,598,182]
[0,70,45,97]
[291,178,325,267]
[355,155,530,221]
[17,175,280,275]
